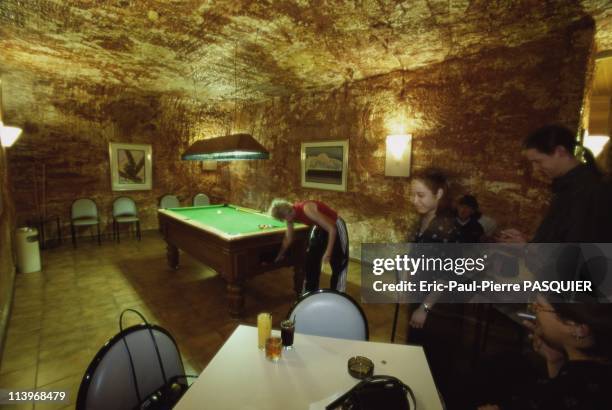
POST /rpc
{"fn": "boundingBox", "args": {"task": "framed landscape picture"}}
[301,140,349,192]
[109,142,152,191]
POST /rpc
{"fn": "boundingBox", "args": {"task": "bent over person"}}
[269,199,349,293]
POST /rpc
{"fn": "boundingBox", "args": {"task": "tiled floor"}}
[0,231,409,409]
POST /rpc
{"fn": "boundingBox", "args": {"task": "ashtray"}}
[347,356,374,379]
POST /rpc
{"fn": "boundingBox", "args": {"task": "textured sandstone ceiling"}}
[0,0,611,105]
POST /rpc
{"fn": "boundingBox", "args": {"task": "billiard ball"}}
[217,210,222,214]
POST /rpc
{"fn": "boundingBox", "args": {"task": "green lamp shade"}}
[182,133,270,161]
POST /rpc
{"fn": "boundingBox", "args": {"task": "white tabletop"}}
[174,325,443,410]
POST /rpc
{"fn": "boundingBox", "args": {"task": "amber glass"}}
[265,337,282,361]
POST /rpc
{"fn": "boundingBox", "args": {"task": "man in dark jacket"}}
[455,194,485,243]
[499,125,612,243]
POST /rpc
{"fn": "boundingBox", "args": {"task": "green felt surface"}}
[166,204,286,235]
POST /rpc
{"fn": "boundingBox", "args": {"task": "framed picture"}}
[109,142,152,191]
[301,140,349,192]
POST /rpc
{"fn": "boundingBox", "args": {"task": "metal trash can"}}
[15,227,41,273]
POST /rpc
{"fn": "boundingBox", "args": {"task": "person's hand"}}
[322,252,331,264]
[497,228,527,244]
[477,405,501,410]
[409,306,428,328]
[522,320,565,365]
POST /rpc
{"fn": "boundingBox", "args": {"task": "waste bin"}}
[15,227,41,273]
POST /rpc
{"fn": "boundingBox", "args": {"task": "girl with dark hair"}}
[477,297,612,410]
[407,168,458,328]
[407,168,461,400]
[409,168,457,245]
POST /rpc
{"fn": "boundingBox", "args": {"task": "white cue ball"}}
[217,210,222,214]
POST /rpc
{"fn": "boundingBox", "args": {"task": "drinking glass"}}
[265,336,282,361]
[257,312,272,350]
[280,319,295,349]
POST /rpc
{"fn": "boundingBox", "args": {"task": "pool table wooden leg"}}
[167,243,179,269]
[227,280,244,318]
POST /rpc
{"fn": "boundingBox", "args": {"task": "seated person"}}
[455,194,485,243]
[269,199,349,293]
[476,296,612,410]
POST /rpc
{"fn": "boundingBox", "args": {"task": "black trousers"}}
[304,218,349,293]
[407,303,466,402]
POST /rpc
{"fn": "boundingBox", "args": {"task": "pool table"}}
[158,204,309,317]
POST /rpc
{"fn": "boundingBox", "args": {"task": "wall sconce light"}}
[0,123,23,147]
[0,79,23,147]
[385,134,412,177]
[583,133,609,157]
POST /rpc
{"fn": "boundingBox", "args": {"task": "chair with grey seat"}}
[112,197,141,243]
[192,193,210,206]
[76,310,190,410]
[70,198,101,248]
[287,290,369,341]
[159,194,180,209]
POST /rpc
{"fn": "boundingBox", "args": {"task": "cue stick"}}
[32,163,40,218]
[42,163,46,218]
[235,205,261,215]
[391,302,399,342]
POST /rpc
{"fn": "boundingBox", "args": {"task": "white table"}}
[174,325,443,410]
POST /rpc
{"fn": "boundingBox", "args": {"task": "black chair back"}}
[76,321,186,410]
